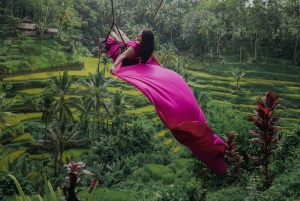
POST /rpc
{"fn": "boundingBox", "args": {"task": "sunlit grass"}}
[188,81,231,91]
[4,57,113,82]
[29,153,50,161]
[157,130,169,138]
[172,145,181,153]
[210,91,238,98]
[4,72,55,81]
[17,88,45,95]
[126,105,155,115]
[107,87,142,96]
[5,112,42,127]
[11,133,31,142]
[286,86,300,91]
[0,148,26,171]
[151,116,160,122]
[281,117,300,122]
[287,108,300,113]
[281,94,300,98]
[236,104,257,109]
[164,138,172,146]
[187,70,232,81]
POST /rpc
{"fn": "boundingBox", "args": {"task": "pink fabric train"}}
[106,38,226,175]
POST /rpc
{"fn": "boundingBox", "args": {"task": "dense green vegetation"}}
[0,0,300,200]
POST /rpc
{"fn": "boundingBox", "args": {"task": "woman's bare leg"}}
[113,25,130,43]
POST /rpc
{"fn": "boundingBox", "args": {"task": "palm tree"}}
[46,71,83,126]
[109,90,128,135]
[101,56,111,76]
[173,57,188,74]
[36,93,55,174]
[77,68,110,142]
[164,15,177,41]
[157,42,177,68]
[45,71,84,174]
[192,89,212,117]
[36,118,89,175]
[231,68,246,90]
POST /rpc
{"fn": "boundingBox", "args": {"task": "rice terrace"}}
[0,0,300,200]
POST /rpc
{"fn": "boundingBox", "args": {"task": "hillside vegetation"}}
[1,0,300,200]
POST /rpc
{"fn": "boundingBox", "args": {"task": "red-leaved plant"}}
[247,91,282,190]
[223,131,244,182]
[62,160,93,201]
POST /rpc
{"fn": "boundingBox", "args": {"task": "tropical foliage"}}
[0,0,300,200]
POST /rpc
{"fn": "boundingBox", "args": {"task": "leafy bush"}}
[206,187,248,201]
[143,164,173,181]
[4,37,13,46]
[140,170,150,182]
[154,179,206,201]
[162,173,175,184]
[28,153,50,161]
[0,173,35,200]
[88,188,136,201]
[0,148,26,171]
[263,159,300,201]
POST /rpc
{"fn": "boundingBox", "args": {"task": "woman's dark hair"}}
[140,29,154,64]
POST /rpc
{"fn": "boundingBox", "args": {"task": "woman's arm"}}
[151,53,163,67]
[110,47,136,74]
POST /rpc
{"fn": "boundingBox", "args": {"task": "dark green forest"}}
[0,0,300,200]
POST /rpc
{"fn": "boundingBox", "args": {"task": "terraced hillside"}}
[1,54,299,172]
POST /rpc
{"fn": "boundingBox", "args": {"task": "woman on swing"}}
[105,25,226,176]
[107,25,163,74]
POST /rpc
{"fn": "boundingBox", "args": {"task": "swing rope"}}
[98,0,164,83]
[147,0,164,29]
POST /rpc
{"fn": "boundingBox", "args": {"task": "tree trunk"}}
[265,40,270,64]
[294,33,299,66]
[240,47,242,63]
[45,0,49,26]
[254,33,258,59]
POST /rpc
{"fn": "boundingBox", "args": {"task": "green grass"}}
[143,164,173,181]
[11,133,31,142]
[78,188,137,201]
[126,105,155,115]
[29,153,50,161]
[17,88,45,95]
[0,148,26,171]
[4,112,42,127]
[157,130,169,138]
[107,86,142,96]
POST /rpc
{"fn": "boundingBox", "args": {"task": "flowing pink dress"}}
[106,38,226,175]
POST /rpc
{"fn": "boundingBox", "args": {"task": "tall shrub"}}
[247,91,282,190]
[223,131,244,183]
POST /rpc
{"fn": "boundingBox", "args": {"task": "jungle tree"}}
[109,90,128,135]
[45,71,84,175]
[77,68,110,142]
[36,93,55,174]
[231,68,245,90]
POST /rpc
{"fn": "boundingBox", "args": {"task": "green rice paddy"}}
[126,104,155,115]
[2,55,300,159]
